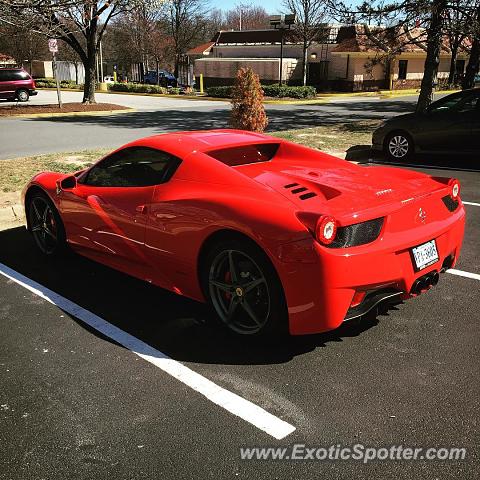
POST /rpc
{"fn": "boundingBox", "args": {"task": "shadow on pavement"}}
[0,226,391,366]
[25,99,416,133]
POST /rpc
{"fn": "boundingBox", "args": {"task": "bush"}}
[35,78,82,89]
[230,67,268,132]
[168,87,182,95]
[108,82,167,94]
[206,86,233,98]
[262,84,316,98]
[207,84,316,99]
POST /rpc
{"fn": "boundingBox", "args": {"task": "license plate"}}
[411,240,439,271]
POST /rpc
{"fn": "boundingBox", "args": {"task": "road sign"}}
[48,39,58,53]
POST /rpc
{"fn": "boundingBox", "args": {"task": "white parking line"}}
[463,201,480,207]
[447,268,480,281]
[0,262,296,440]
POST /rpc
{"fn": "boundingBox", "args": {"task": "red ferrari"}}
[22,130,465,336]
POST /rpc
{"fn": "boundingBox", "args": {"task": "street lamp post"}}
[269,14,296,86]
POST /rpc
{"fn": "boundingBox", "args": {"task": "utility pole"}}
[269,14,296,86]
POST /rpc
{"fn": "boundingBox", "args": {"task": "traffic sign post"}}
[49,39,62,109]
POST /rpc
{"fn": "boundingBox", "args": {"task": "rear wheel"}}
[385,131,413,161]
[16,89,29,102]
[202,239,288,336]
[28,193,66,256]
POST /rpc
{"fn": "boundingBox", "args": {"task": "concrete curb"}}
[0,108,134,119]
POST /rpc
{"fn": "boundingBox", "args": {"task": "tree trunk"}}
[448,43,458,85]
[82,28,97,104]
[156,59,160,86]
[302,41,308,86]
[416,0,446,113]
[83,55,97,104]
[462,36,480,89]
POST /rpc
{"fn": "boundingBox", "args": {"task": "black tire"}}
[28,192,67,257]
[201,238,288,337]
[16,89,29,102]
[384,131,413,161]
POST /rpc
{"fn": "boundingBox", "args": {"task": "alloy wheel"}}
[388,135,409,159]
[29,197,58,255]
[208,249,271,335]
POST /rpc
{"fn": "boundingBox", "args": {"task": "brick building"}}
[187,25,470,91]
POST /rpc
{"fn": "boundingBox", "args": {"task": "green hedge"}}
[108,82,167,94]
[206,84,316,99]
[35,78,82,89]
[206,86,233,98]
[262,84,316,99]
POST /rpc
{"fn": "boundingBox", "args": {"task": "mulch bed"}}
[0,102,129,116]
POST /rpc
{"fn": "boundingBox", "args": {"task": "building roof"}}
[187,42,215,55]
[0,53,14,62]
[331,25,469,55]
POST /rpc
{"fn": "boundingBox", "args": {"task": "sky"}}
[210,0,285,14]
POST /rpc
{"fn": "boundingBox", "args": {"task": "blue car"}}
[144,70,177,88]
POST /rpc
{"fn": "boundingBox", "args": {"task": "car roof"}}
[127,130,278,157]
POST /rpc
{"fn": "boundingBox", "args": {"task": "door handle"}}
[136,205,148,214]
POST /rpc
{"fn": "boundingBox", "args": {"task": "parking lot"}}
[0,158,478,479]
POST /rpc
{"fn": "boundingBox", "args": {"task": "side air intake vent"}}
[328,217,384,248]
[284,183,317,200]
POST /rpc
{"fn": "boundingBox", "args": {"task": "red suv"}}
[0,68,38,102]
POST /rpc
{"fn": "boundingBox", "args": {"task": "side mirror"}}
[56,175,77,194]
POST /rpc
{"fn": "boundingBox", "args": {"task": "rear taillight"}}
[448,178,460,200]
[32,80,36,89]
[315,215,338,245]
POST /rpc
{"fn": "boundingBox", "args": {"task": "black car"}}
[372,88,479,161]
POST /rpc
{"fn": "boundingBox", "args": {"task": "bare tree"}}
[163,0,209,78]
[225,3,270,30]
[0,22,48,73]
[0,0,150,103]
[282,0,327,86]
[462,2,480,88]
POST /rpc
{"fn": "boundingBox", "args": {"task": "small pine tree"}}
[230,67,268,132]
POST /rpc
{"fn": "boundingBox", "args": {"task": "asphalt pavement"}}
[0,163,479,479]
[0,90,421,159]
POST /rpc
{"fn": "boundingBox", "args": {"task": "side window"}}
[82,147,180,187]
[12,71,30,80]
[429,93,465,113]
[457,94,479,113]
[0,70,13,81]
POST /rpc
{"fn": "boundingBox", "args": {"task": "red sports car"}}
[22,130,465,336]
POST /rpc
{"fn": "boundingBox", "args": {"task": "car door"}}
[0,70,13,99]
[60,147,176,274]
[466,91,480,151]
[415,91,476,153]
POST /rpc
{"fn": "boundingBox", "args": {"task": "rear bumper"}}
[275,206,465,335]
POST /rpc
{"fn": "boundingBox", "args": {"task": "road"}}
[0,165,479,479]
[0,90,423,159]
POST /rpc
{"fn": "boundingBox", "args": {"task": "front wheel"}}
[385,131,413,161]
[16,89,29,102]
[202,239,288,336]
[28,193,66,256]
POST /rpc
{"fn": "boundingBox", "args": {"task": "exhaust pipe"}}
[411,270,439,294]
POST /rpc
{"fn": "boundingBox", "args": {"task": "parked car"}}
[22,130,465,337]
[144,70,177,88]
[103,75,115,84]
[0,68,38,102]
[372,88,479,161]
